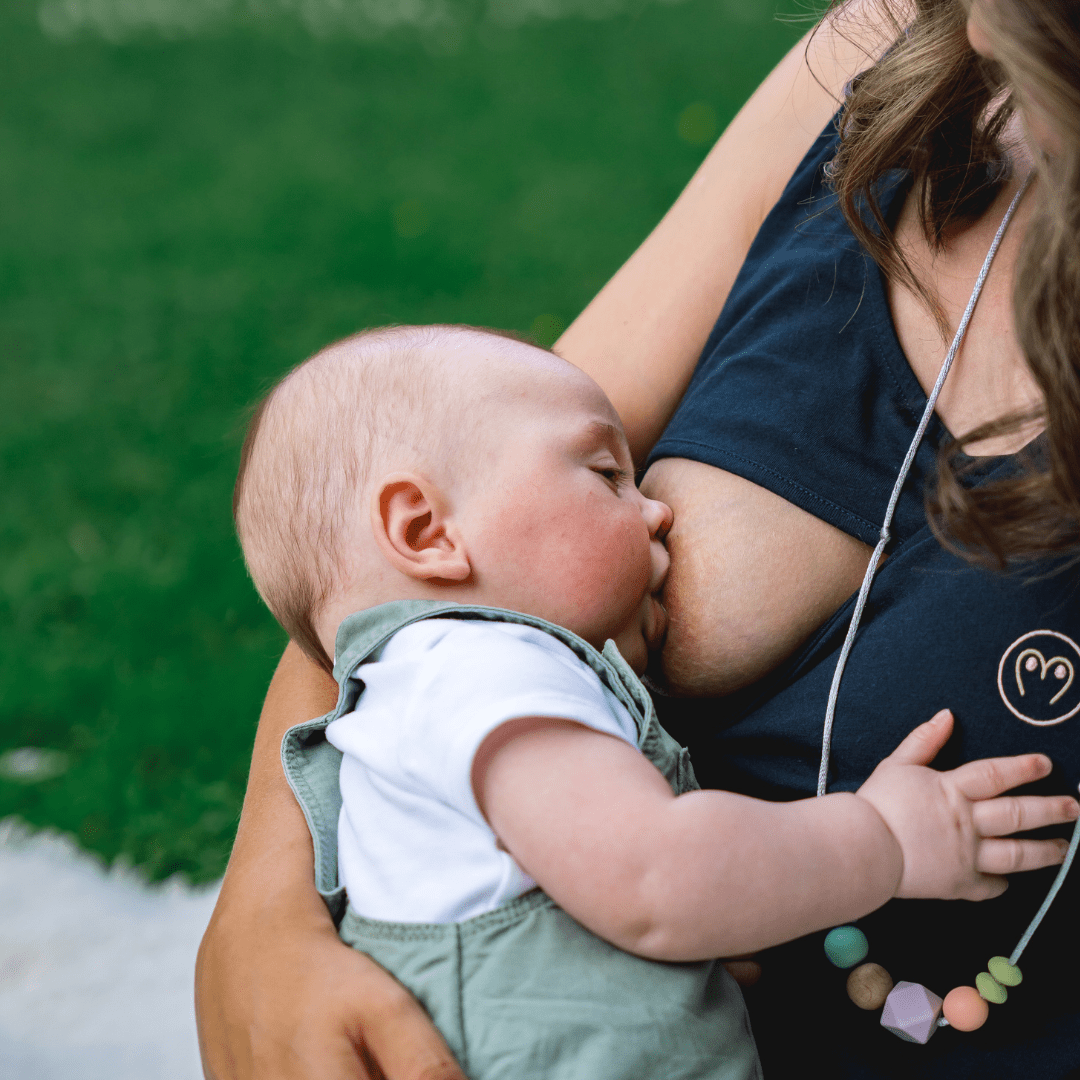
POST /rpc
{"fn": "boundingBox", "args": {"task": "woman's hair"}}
[824,0,1080,567]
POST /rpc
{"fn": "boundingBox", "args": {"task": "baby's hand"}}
[857,709,1079,901]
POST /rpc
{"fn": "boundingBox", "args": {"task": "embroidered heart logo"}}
[997,630,1080,726]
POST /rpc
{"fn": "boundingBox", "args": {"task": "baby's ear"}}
[371,473,471,582]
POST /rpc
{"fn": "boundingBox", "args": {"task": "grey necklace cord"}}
[1011,815,1080,964]
[813,170,1080,966]
[816,172,1033,799]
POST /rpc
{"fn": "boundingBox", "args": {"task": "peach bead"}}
[943,986,989,1031]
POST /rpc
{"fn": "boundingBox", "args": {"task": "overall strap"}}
[280,601,695,924]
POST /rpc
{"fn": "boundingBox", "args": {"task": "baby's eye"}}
[594,466,630,489]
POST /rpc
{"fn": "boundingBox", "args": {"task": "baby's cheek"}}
[612,515,653,590]
[501,524,608,623]
[595,521,653,625]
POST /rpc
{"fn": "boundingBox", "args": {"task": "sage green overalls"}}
[282,600,762,1080]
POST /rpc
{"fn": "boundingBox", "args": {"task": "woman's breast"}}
[641,456,876,697]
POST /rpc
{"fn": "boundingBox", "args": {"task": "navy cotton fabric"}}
[650,119,1080,1079]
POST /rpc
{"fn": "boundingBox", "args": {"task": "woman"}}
[196,0,1080,1076]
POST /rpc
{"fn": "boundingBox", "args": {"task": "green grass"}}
[0,0,804,882]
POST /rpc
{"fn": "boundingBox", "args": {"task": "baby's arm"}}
[474,710,1078,962]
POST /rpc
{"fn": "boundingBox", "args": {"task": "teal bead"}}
[976,971,1008,1004]
[824,926,869,969]
[988,956,1022,986]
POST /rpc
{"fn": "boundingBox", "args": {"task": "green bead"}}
[988,957,1022,986]
[824,926,869,969]
[976,971,1008,1004]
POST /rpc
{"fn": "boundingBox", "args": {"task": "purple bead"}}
[880,981,944,1044]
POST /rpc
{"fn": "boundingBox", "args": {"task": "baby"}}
[233,324,1072,1080]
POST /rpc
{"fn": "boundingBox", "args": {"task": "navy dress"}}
[649,119,1080,1079]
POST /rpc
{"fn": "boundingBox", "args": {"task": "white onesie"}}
[325,618,639,924]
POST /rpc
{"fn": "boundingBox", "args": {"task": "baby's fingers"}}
[960,873,1009,902]
[951,753,1053,800]
[976,836,1070,876]
[973,794,1080,837]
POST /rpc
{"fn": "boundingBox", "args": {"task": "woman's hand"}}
[857,709,1079,901]
[196,887,465,1080]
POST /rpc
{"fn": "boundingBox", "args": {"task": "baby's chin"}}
[610,634,648,676]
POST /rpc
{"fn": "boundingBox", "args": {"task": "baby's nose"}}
[644,496,673,541]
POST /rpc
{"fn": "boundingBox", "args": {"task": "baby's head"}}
[234,325,672,674]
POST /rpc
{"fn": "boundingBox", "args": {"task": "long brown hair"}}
[825,0,1080,567]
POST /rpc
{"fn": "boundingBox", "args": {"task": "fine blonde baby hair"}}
[234,324,525,672]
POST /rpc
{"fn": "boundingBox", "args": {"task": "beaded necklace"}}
[817,173,1080,1042]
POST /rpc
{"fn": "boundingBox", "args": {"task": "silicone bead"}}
[880,981,944,1044]
[847,963,894,1010]
[976,972,1008,1004]
[942,986,989,1031]
[824,926,869,969]
[987,957,1022,986]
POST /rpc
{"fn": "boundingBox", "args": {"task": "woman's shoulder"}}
[715,0,901,236]
[554,1,900,460]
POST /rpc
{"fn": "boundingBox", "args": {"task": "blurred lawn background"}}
[0,0,804,883]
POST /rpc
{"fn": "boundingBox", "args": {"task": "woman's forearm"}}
[195,644,340,1069]
[224,641,338,892]
[195,644,467,1080]
[205,641,338,936]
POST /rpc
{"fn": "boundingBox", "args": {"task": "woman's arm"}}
[556,1,896,462]
[195,642,466,1080]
